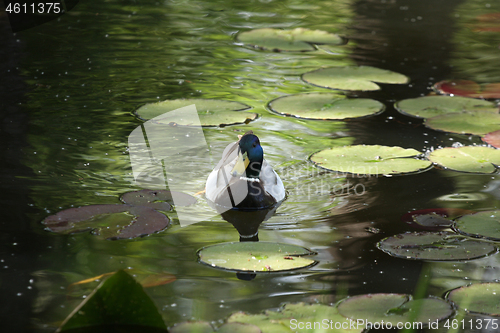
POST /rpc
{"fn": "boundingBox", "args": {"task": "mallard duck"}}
[205,131,286,210]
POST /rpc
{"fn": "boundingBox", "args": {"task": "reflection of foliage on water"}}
[450,0,500,82]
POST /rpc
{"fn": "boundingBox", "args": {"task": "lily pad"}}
[428,146,500,173]
[268,93,384,120]
[401,208,472,231]
[310,145,431,175]
[58,270,166,332]
[135,99,256,127]
[197,242,317,273]
[377,231,497,261]
[454,210,500,241]
[395,95,497,119]
[120,189,197,209]
[483,129,500,148]
[337,294,453,327]
[447,283,500,316]
[302,66,409,91]
[424,111,500,135]
[42,204,170,240]
[434,80,500,99]
[236,28,343,52]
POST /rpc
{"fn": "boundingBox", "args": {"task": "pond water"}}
[1,0,500,331]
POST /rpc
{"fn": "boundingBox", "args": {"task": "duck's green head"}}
[232,132,264,179]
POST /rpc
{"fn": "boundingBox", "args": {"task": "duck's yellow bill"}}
[231,151,249,176]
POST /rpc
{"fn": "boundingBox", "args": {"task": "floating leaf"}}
[268,93,384,120]
[169,321,214,333]
[434,80,500,99]
[447,283,500,316]
[424,111,500,135]
[454,210,500,241]
[236,28,343,52]
[401,208,472,231]
[58,270,166,332]
[302,66,409,91]
[135,99,256,127]
[310,145,431,175]
[197,242,317,273]
[377,231,496,261]
[395,95,497,119]
[120,189,197,209]
[42,204,170,240]
[428,146,500,173]
[483,129,500,148]
[337,294,453,326]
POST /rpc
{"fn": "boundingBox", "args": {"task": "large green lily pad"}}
[377,231,497,261]
[310,145,431,175]
[447,283,500,316]
[395,95,497,119]
[228,302,363,333]
[428,146,500,173]
[337,294,453,327]
[424,111,500,135]
[236,28,343,52]
[58,270,166,332]
[268,93,384,120]
[454,210,500,241]
[135,99,256,127]
[197,242,317,273]
[302,66,409,91]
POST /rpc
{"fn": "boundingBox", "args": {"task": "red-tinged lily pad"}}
[472,13,500,32]
[377,231,497,261]
[402,208,473,231]
[120,189,197,209]
[42,204,170,240]
[447,283,500,316]
[337,294,453,327]
[434,80,500,99]
[483,130,500,148]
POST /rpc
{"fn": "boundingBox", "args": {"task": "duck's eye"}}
[252,142,257,148]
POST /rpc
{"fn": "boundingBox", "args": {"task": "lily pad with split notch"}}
[197,242,317,273]
[424,111,500,136]
[454,210,500,241]
[135,99,256,127]
[268,93,384,120]
[377,231,497,261]
[310,145,431,175]
[236,28,344,52]
[302,66,409,91]
[428,146,500,173]
[337,294,453,326]
[447,283,500,316]
[395,95,498,119]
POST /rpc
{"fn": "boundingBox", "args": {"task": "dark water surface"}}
[1,0,500,331]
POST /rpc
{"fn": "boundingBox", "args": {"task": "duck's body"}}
[205,132,285,210]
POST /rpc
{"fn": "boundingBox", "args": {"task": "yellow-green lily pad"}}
[135,99,256,127]
[447,283,500,316]
[302,66,409,91]
[377,231,497,261]
[428,146,500,173]
[236,28,343,52]
[197,242,317,273]
[268,93,384,120]
[454,210,500,241]
[395,95,498,119]
[424,110,500,135]
[337,294,453,327]
[310,145,431,175]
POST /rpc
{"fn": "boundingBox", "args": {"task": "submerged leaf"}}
[302,66,409,91]
[135,99,256,127]
[424,111,500,135]
[454,210,500,241]
[236,28,343,52]
[434,80,500,99]
[401,208,472,231]
[197,242,317,272]
[447,283,500,316]
[268,93,384,120]
[428,146,500,173]
[310,145,431,175]
[377,231,497,261]
[395,95,497,119]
